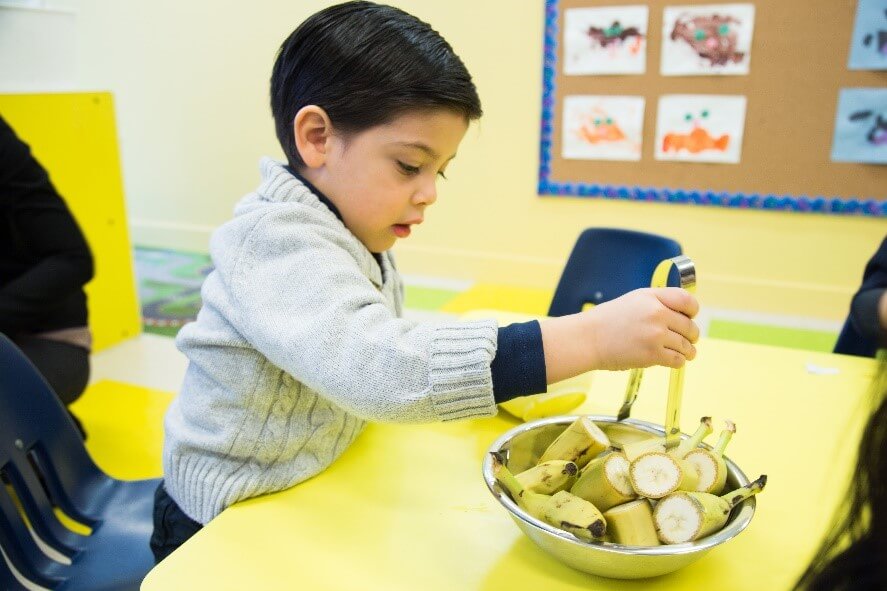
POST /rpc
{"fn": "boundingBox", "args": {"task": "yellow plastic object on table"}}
[460,309,590,421]
[497,374,590,422]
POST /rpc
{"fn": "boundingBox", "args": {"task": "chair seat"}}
[57,478,159,591]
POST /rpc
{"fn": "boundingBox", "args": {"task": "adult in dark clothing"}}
[834,236,887,357]
[0,114,93,435]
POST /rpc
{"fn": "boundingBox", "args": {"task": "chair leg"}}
[0,477,67,589]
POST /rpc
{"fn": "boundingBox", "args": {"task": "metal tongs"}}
[616,255,696,450]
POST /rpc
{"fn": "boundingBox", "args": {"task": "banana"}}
[629,451,699,499]
[546,490,608,541]
[490,452,607,541]
[685,420,736,494]
[669,416,713,459]
[516,460,578,494]
[538,416,610,469]
[620,416,711,462]
[653,474,767,543]
[603,499,660,546]
[621,437,665,462]
[570,452,636,511]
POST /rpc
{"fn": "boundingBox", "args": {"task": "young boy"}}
[151,1,699,562]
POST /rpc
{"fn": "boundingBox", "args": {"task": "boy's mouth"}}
[392,218,422,238]
[392,224,412,238]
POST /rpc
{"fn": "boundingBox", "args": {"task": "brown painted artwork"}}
[587,21,644,54]
[671,14,745,66]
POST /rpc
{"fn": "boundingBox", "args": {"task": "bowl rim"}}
[482,414,757,557]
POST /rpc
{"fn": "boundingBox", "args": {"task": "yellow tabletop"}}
[142,333,877,590]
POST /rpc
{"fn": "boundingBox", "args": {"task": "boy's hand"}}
[585,287,699,371]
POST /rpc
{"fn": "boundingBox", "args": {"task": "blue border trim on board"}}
[538,0,887,217]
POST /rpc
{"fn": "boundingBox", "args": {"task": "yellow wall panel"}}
[0,92,141,351]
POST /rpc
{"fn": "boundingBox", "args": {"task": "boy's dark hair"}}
[270,1,482,170]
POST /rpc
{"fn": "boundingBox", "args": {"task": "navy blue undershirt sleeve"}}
[490,320,548,403]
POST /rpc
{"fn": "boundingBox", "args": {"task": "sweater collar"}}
[285,166,345,224]
[257,158,387,288]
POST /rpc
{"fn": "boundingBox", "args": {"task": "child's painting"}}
[831,88,887,164]
[654,95,746,163]
[848,0,887,71]
[562,95,645,161]
[563,6,649,75]
[661,4,755,76]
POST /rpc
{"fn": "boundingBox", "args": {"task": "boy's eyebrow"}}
[394,142,456,161]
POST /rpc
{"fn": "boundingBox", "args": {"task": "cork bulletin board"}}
[538,0,887,217]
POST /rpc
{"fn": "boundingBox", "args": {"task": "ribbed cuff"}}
[428,319,498,421]
[165,454,237,524]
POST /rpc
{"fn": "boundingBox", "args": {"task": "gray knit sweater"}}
[162,158,499,524]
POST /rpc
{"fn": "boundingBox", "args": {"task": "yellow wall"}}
[0,92,141,351]
[72,1,884,321]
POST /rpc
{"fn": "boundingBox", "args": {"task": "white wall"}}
[74,0,305,249]
[0,2,79,92]
[70,0,543,255]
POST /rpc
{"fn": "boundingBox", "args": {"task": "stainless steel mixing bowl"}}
[482,415,756,579]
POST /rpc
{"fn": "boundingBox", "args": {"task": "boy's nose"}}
[413,180,438,206]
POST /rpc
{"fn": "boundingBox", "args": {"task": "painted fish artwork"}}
[655,95,747,163]
[662,114,729,154]
[564,6,649,75]
[832,88,887,164]
[661,4,755,76]
[848,0,887,71]
[562,95,645,161]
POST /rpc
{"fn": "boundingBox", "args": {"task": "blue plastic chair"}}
[0,333,159,590]
[548,228,683,317]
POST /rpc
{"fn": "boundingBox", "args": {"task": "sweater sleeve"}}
[219,208,499,424]
[849,288,886,345]
[0,117,94,334]
[848,236,887,347]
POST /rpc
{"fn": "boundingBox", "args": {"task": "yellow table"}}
[142,336,877,590]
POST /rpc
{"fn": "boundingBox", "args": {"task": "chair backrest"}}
[0,334,109,587]
[548,228,683,317]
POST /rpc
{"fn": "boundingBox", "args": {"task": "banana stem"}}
[713,420,736,456]
[720,474,767,508]
[672,416,712,458]
[490,452,527,501]
[687,416,713,448]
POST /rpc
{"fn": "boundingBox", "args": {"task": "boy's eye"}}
[397,161,421,175]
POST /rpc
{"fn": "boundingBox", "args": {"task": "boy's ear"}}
[293,105,332,168]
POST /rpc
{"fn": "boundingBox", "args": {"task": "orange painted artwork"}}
[662,110,729,154]
[578,108,628,145]
[563,96,645,161]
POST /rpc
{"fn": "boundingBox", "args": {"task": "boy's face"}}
[313,110,469,253]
